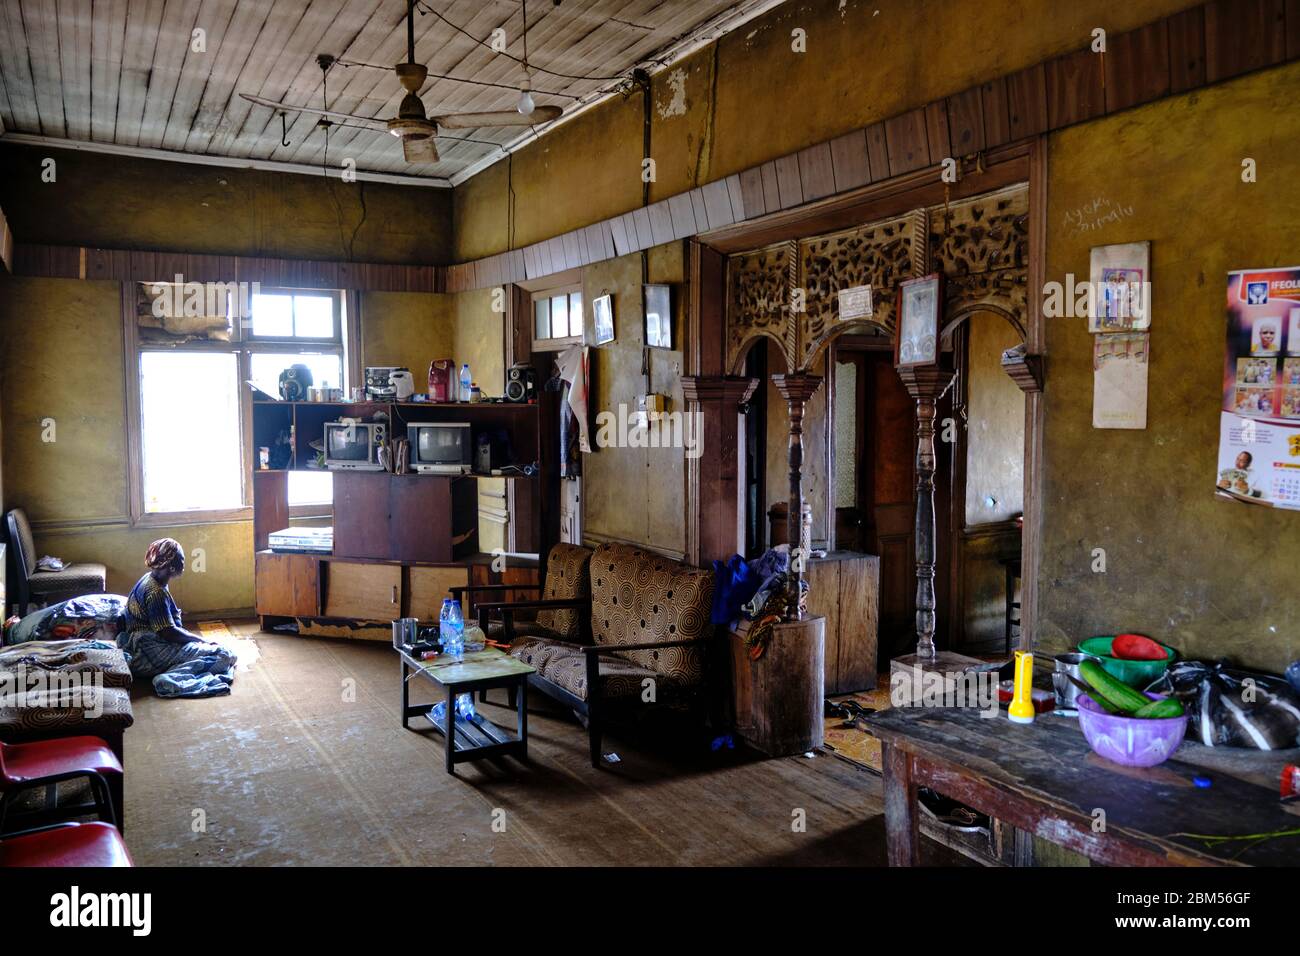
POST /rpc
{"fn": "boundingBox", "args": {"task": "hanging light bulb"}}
[517,75,535,115]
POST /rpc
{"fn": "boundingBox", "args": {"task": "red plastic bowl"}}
[1077,692,1188,768]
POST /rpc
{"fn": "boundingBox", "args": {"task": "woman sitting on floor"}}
[117,538,236,698]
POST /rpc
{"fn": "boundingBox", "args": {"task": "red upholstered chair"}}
[0,822,133,867]
[0,737,123,833]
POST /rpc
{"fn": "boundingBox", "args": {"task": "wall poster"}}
[1217,267,1300,509]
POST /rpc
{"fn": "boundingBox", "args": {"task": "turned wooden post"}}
[772,372,823,621]
[896,366,954,659]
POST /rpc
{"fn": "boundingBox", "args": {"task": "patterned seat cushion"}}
[588,543,714,687]
[508,634,582,673]
[487,620,557,643]
[536,651,688,703]
[29,564,109,601]
[533,543,593,641]
[0,685,134,736]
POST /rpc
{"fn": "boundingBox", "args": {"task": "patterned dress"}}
[117,573,236,697]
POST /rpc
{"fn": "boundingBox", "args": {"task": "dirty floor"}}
[123,621,958,866]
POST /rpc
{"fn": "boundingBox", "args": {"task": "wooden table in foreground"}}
[864,706,1300,866]
[399,647,534,774]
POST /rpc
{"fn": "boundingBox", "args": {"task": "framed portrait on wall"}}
[895,273,943,368]
[592,293,615,345]
[644,284,673,349]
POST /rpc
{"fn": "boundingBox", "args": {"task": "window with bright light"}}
[249,292,336,339]
[133,285,346,517]
[533,287,583,350]
[140,352,244,513]
[248,352,342,507]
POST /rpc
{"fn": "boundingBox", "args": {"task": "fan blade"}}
[238,93,389,130]
[433,105,563,129]
[402,136,439,164]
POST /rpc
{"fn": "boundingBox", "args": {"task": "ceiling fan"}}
[239,0,562,164]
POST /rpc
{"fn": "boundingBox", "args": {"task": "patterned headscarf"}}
[145,538,184,574]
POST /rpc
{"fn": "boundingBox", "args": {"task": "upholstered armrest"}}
[579,636,707,654]
[449,583,541,598]
[475,597,593,644]
[474,598,590,614]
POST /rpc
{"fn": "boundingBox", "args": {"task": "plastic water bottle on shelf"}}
[459,363,472,402]
[455,692,477,721]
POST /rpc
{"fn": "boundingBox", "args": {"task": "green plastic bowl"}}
[1077,636,1176,689]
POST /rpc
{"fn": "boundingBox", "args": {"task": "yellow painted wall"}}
[0,276,251,612]
[1040,61,1300,673]
[580,243,689,558]
[452,0,1200,261]
[451,288,508,554]
[0,141,455,615]
[0,145,451,264]
[360,291,453,376]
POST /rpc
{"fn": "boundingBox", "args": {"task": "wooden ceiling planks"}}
[89,0,130,142]
[136,0,204,149]
[0,0,743,181]
[179,0,273,153]
[158,0,240,150]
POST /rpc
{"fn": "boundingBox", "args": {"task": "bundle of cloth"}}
[1150,660,1300,750]
[3,594,128,646]
[710,546,809,659]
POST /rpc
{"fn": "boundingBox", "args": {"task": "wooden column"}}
[771,372,823,620]
[896,366,954,658]
[682,375,758,566]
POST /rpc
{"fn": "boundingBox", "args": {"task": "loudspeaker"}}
[278,364,314,401]
[504,363,537,403]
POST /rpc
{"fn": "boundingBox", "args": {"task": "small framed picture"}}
[644,284,673,349]
[592,293,614,345]
[895,273,943,368]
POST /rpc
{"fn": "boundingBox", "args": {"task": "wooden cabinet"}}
[407,565,470,620]
[255,551,319,618]
[806,552,880,693]
[333,471,478,563]
[323,561,401,621]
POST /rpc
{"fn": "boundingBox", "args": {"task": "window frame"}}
[123,282,350,526]
[530,283,585,352]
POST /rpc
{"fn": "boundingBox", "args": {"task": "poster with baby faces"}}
[1218,267,1300,509]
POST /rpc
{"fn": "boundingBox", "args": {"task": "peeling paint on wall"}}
[656,69,689,119]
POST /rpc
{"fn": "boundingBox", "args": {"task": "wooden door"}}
[323,561,401,621]
[407,565,470,621]
[864,352,917,656]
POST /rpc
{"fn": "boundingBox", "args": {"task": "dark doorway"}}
[830,337,954,657]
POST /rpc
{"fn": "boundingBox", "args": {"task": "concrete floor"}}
[122,622,952,866]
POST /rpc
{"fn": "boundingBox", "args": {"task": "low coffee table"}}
[398,646,534,773]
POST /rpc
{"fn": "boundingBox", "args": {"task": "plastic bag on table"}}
[1149,660,1300,750]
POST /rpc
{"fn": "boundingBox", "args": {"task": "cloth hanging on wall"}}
[556,345,592,453]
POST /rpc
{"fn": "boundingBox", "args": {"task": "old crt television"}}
[323,421,385,471]
[408,422,472,474]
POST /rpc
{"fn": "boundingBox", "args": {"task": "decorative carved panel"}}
[723,185,1030,374]
[796,213,915,368]
[928,185,1028,279]
[726,240,797,373]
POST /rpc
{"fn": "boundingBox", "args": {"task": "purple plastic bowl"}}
[1077,692,1188,768]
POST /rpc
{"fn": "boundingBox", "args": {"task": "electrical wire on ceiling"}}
[414,0,634,83]
[330,57,580,100]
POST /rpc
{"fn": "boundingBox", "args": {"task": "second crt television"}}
[407,422,472,474]
[323,421,385,471]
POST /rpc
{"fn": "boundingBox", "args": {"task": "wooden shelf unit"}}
[251,398,544,630]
